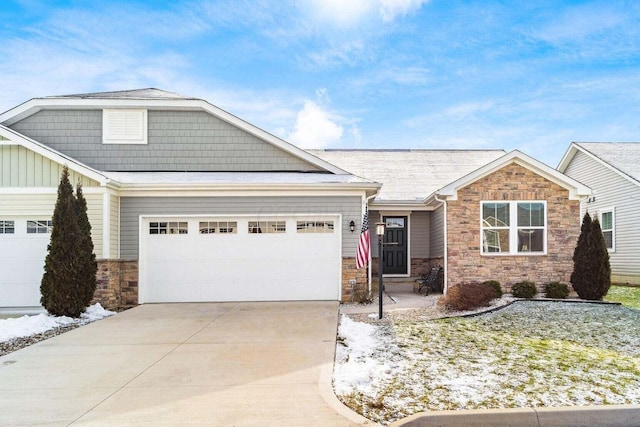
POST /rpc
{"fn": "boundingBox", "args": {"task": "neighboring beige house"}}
[0,89,592,310]
[558,142,640,285]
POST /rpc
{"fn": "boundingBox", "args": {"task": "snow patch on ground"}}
[0,303,115,342]
[334,301,640,425]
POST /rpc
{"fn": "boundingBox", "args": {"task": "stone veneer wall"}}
[94,260,139,309]
[446,163,581,291]
[341,257,368,302]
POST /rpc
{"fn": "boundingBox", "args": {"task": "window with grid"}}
[149,222,188,235]
[248,221,286,234]
[296,221,334,233]
[481,201,546,255]
[600,209,614,251]
[199,221,237,234]
[27,220,53,234]
[0,220,15,234]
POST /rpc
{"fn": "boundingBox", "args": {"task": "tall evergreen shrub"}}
[40,167,96,317]
[75,184,97,306]
[570,212,611,300]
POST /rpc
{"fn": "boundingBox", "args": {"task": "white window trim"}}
[599,207,615,252]
[103,109,148,145]
[480,201,547,256]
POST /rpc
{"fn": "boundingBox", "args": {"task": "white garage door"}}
[0,218,52,308]
[139,216,341,303]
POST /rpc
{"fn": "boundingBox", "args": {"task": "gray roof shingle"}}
[46,88,195,100]
[308,149,506,202]
[575,142,640,183]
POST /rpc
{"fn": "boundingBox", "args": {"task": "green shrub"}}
[41,166,96,318]
[438,282,497,311]
[571,212,611,300]
[511,281,537,299]
[544,282,570,299]
[482,280,503,298]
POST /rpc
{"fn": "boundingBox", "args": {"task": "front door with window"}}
[383,216,408,275]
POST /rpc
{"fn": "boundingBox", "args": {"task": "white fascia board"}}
[0,125,108,185]
[556,142,579,172]
[116,188,370,198]
[0,97,348,175]
[559,143,640,189]
[436,150,592,201]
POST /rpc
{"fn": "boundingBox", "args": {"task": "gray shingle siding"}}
[10,110,321,172]
[429,205,445,258]
[120,196,361,258]
[564,150,640,280]
[410,211,430,258]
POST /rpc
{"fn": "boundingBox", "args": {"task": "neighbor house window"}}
[0,220,15,234]
[600,209,614,251]
[481,201,546,255]
[27,220,52,234]
[296,221,334,233]
[199,221,237,234]
[103,109,148,144]
[149,222,188,235]
[248,221,286,234]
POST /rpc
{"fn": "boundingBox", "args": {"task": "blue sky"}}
[1,0,639,166]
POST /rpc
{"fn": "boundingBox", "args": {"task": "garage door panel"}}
[140,216,341,303]
[0,219,50,307]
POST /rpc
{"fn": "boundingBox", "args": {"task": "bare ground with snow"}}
[334,300,640,425]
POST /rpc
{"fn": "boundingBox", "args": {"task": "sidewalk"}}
[339,282,438,315]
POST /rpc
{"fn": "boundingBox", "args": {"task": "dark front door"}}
[383,216,408,275]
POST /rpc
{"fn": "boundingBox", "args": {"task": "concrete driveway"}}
[0,302,373,426]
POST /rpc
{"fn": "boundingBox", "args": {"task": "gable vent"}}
[103,109,147,144]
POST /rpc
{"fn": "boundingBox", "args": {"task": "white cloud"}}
[379,0,430,22]
[288,99,344,148]
[303,0,374,28]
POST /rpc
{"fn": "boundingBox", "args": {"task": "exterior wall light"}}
[349,220,355,232]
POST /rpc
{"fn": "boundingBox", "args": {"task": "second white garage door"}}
[0,218,52,308]
[139,215,341,303]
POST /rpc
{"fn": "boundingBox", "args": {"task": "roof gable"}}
[0,89,347,175]
[558,142,640,187]
[437,150,591,201]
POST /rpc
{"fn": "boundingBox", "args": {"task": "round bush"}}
[482,280,503,298]
[511,281,537,298]
[544,282,570,299]
[437,282,497,311]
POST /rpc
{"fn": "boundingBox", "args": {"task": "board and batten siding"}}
[0,193,104,258]
[0,145,98,187]
[10,110,322,172]
[564,150,640,283]
[119,196,361,259]
[110,194,120,258]
[429,205,445,259]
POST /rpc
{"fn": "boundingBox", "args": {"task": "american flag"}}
[356,208,370,269]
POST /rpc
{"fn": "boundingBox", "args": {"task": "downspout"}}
[434,193,448,293]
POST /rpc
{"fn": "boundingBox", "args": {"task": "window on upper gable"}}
[481,201,546,255]
[600,209,615,251]
[103,109,148,144]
